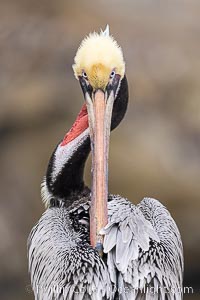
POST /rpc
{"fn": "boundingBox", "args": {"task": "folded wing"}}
[101,196,183,300]
[28,204,113,300]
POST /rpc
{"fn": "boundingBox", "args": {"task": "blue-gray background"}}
[0,1,199,299]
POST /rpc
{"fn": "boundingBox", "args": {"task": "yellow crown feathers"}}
[73,26,125,90]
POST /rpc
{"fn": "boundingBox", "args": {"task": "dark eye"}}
[110,70,115,78]
[82,71,88,79]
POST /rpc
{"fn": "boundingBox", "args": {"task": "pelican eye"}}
[82,71,88,79]
[110,70,116,79]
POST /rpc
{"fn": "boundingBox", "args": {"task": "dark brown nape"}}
[46,75,129,204]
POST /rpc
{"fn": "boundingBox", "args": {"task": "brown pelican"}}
[28,26,183,300]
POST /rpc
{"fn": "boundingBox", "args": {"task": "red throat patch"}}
[61,104,89,146]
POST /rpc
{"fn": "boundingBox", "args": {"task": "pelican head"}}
[73,25,125,91]
[73,26,126,251]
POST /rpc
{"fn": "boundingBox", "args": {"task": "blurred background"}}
[0,0,200,299]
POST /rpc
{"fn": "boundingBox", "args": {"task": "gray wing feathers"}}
[102,199,159,272]
[28,207,113,300]
[101,196,183,300]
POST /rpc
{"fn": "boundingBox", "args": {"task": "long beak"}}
[85,88,115,255]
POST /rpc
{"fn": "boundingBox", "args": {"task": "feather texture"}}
[100,196,183,300]
[28,196,183,300]
[28,200,113,300]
